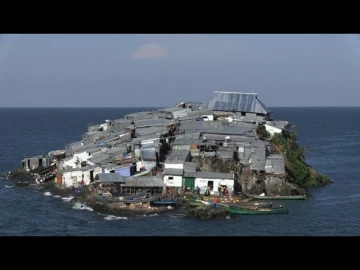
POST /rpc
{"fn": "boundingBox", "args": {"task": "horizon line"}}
[0,105,360,109]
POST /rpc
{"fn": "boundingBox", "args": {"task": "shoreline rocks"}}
[188,205,229,220]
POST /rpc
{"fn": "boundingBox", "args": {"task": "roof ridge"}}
[214,91,257,95]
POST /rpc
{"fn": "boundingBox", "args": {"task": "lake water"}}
[0,107,359,236]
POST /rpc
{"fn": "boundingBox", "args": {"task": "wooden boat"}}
[250,194,306,200]
[95,195,118,203]
[218,202,273,209]
[225,206,289,215]
[95,195,155,204]
[151,199,178,206]
[125,190,149,200]
[121,197,156,204]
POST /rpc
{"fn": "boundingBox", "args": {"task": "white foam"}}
[53,195,61,198]
[73,202,93,211]
[104,215,128,220]
[169,214,185,218]
[4,185,14,188]
[44,191,52,196]
[62,196,74,202]
[138,213,158,217]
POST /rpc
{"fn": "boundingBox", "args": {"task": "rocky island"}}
[5,91,331,219]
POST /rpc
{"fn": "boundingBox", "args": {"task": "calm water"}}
[0,107,359,236]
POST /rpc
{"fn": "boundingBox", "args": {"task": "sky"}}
[0,34,359,107]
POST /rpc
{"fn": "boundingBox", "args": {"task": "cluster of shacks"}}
[21,91,289,196]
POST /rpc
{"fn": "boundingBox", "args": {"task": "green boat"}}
[250,195,306,200]
[188,201,203,207]
[218,202,273,208]
[226,206,289,215]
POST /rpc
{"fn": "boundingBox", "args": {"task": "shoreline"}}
[2,174,247,219]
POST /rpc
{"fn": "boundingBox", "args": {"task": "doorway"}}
[90,170,94,182]
[39,158,43,168]
[207,180,214,191]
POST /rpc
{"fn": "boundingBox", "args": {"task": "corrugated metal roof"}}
[136,133,163,141]
[141,143,158,149]
[201,127,253,136]
[228,121,258,128]
[134,119,176,128]
[183,162,198,173]
[111,119,132,124]
[57,166,98,173]
[177,109,214,120]
[172,138,203,145]
[136,126,167,136]
[103,164,121,170]
[172,110,193,119]
[201,91,270,114]
[266,120,289,129]
[175,132,201,140]
[266,154,284,160]
[179,121,253,135]
[106,145,128,155]
[166,150,190,161]
[184,171,234,180]
[165,160,184,164]
[85,147,106,154]
[184,161,197,167]
[158,107,191,113]
[251,140,269,147]
[122,176,164,187]
[89,152,112,165]
[163,168,184,175]
[97,173,125,183]
[124,111,154,120]
[216,151,234,159]
[249,163,265,171]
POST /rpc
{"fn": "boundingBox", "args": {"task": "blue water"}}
[0,107,359,236]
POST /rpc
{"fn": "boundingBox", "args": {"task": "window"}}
[241,112,246,116]
[169,176,174,180]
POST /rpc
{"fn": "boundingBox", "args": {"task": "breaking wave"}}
[62,196,74,202]
[104,215,128,221]
[44,191,52,196]
[138,213,158,218]
[4,185,14,189]
[72,202,93,211]
[169,213,185,218]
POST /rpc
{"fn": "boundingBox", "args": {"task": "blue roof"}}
[97,173,125,183]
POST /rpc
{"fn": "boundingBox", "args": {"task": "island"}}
[5,91,331,219]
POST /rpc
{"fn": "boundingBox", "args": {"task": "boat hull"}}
[151,200,178,206]
[95,195,155,204]
[251,195,306,200]
[226,207,289,215]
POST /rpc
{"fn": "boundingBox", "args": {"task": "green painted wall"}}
[183,177,195,190]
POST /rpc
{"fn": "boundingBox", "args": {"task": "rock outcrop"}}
[191,156,309,196]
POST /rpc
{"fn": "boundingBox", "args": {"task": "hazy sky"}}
[0,34,359,107]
